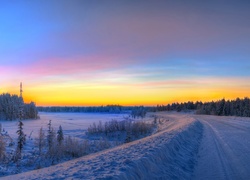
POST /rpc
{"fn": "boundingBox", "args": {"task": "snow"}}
[0,112,128,138]
[0,112,130,177]
[192,115,250,179]
[2,112,250,179]
[1,112,202,179]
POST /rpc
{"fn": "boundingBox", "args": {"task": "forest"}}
[0,93,38,120]
[37,105,148,117]
[155,97,250,117]
[38,98,250,117]
[37,105,125,113]
[2,91,250,120]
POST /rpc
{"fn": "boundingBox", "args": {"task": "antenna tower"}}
[20,82,23,98]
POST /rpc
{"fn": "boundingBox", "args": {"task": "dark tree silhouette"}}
[15,120,26,162]
[57,125,64,145]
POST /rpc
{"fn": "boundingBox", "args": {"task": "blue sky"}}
[0,1,250,105]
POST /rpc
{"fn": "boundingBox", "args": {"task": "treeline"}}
[37,105,124,113]
[155,97,250,117]
[196,98,250,117]
[37,105,150,115]
[154,101,200,112]
[0,93,38,120]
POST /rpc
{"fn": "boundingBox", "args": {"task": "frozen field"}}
[0,112,129,139]
[2,112,250,179]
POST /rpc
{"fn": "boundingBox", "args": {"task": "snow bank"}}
[116,121,203,180]
[2,116,203,179]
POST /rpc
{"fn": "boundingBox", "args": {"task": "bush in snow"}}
[36,127,46,156]
[93,137,111,151]
[88,118,155,143]
[0,134,6,161]
[131,106,147,119]
[63,136,89,158]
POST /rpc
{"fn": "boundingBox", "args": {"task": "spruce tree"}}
[16,120,26,161]
[57,125,64,145]
[47,120,53,152]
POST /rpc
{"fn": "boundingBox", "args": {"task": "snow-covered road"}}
[193,115,250,180]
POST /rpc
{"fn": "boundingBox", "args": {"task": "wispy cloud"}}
[1,1,250,105]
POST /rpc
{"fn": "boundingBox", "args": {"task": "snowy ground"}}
[0,112,129,139]
[2,112,250,179]
[0,112,159,177]
[192,115,250,180]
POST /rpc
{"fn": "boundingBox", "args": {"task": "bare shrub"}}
[87,122,97,134]
[63,136,89,157]
[88,119,155,143]
[0,134,6,161]
[35,127,45,155]
[97,121,103,133]
[98,137,111,150]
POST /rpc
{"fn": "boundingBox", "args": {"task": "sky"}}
[0,0,250,106]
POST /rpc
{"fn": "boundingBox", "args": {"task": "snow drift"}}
[2,115,203,179]
[116,121,203,180]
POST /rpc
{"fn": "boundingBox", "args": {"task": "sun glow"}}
[2,77,247,106]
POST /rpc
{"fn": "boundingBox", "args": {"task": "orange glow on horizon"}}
[2,77,250,106]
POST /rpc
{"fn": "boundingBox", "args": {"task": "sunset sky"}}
[1,1,250,106]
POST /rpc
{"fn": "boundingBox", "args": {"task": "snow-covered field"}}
[0,112,158,177]
[0,112,128,139]
[1,112,250,179]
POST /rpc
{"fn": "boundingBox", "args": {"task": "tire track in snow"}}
[194,116,250,180]
[198,120,233,180]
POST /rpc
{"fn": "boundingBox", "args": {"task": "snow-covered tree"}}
[47,120,57,162]
[24,102,38,119]
[15,120,26,161]
[36,127,45,155]
[0,93,38,120]
[57,125,64,145]
[47,120,54,152]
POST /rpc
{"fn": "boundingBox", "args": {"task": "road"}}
[193,115,250,180]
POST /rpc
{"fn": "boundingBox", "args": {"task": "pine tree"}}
[57,125,64,145]
[37,127,45,155]
[15,120,26,162]
[47,120,54,152]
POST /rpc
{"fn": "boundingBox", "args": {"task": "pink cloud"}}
[21,54,131,77]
